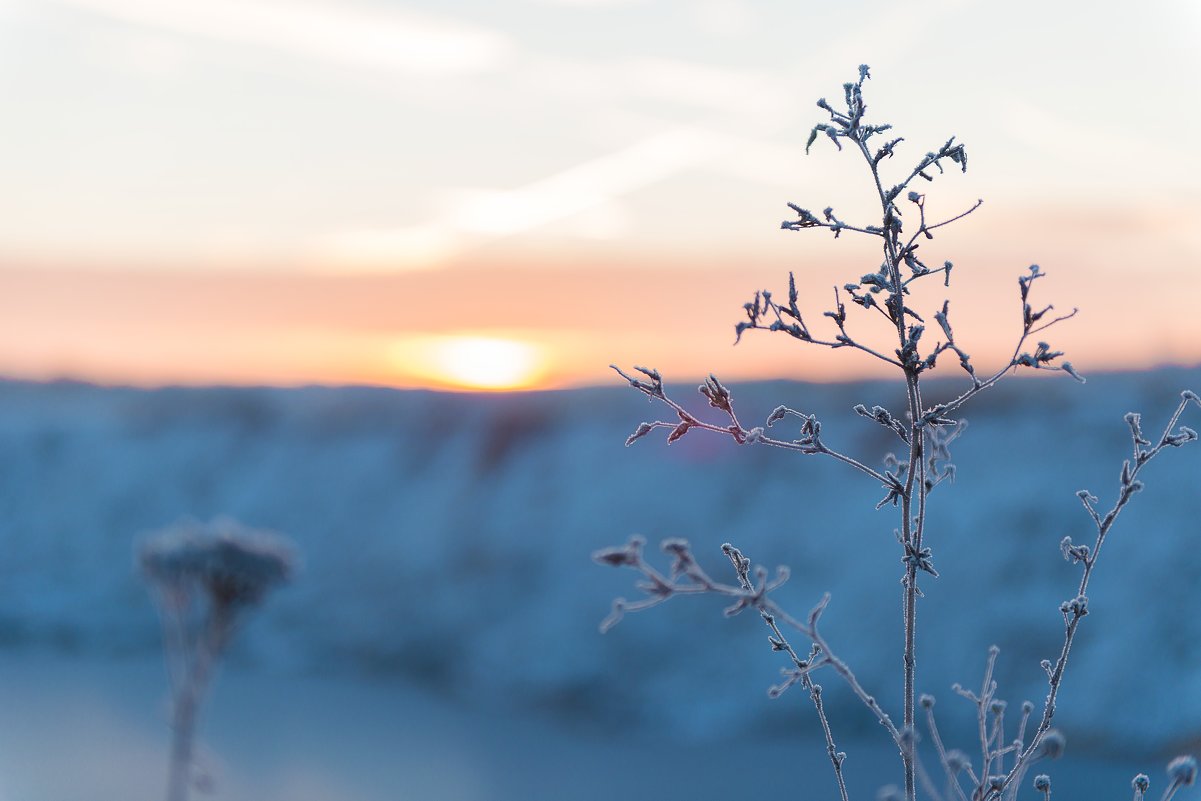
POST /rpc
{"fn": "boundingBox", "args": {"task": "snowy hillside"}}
[0,370,1197,754]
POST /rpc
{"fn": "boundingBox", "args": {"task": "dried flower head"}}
[141,517,295,801]
[141,517,293,610]
[1168,755,1198,785]
[1036,729,1066,760]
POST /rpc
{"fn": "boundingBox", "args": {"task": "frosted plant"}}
[596,66,1199,800]
[140,517,294,801]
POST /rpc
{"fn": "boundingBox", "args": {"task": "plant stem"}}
[855,132,926,801]
[991,395,1198,797]
[167,685,198,801]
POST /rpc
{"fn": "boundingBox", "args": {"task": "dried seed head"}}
[1168,755,1198,785]
[1036,729,1066,760]
[945,750,969,773]
[140,517,293,610]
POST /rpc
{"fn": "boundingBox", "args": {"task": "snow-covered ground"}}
[0,650,1166,800]
[0,371,1197,796]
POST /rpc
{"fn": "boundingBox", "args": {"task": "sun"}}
[434,337,544,389]
[390,335,548,390]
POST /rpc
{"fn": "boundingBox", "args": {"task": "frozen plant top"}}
[140,518,294,609]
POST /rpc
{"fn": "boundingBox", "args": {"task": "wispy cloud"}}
[449,127,738,235]
[316,126,743,271]
[526,0,643,6]
[55,0,512,75]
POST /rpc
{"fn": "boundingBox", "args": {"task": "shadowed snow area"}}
[0,370,1196,795]
[0,651,1165,799]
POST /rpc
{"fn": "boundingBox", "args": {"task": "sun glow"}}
[390,335,548,390]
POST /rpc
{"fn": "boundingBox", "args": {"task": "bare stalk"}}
[602,66,1090,801]
[991,393,1201,797]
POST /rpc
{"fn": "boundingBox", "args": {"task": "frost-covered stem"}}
[166,685,197,801]
[599,538,903,749]
[925,704,970,801]
[611,366,890,486]
[721,553,901,742]
[1012,703,1032,772]
[156,595,202,801]
[166,656,211,801]
[855,126,925,801]
[906,733,947,801]
[900,421,921,801]
[809,685,851,801]
[165,605,231,801]
[900,198,984,257]
[817,442,893,484]
[723,548,850,801]
[977,647,1000,794]
[769,597,902,744]
[994,395,1199,796]
[781,328,906,367]
[1161,784,1184,801]
[937,306,1078,417]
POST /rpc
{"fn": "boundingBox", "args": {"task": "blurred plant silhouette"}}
[597,66,1199,800]
[140,517,293,801]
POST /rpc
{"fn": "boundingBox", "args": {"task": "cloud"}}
[450,127,738,235]
[304,0,984,273]
[55,0,512,75]
[526,0,643,6]
[316,126,742,271]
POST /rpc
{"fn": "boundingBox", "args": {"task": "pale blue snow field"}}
[0,370,1196,798]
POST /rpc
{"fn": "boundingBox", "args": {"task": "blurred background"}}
[0,0,1199,798]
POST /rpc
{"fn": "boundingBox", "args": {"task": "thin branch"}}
[936,270,1080,417]
[722,546,850,801]
[593,538,903,748]
[900,198,985,258]
[992,393,1200,796]
[611,365,890,486]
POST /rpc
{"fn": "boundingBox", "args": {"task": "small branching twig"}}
[990,392,1201,797]
[721,545,850,801]
[907,394,1201,801]
[593,538,903,797]
[612,365,889,487]
[928,646,1064,801]
[935,265,1082,417]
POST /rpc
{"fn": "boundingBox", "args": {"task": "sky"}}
[1,0,1200,390]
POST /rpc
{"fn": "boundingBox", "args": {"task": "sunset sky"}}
[2,0,1199,390]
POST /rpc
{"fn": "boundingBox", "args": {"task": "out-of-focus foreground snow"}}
[0,370,1197,778]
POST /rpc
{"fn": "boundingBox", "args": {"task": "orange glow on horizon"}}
[389,335,549,391]
[1,244,1200,393]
